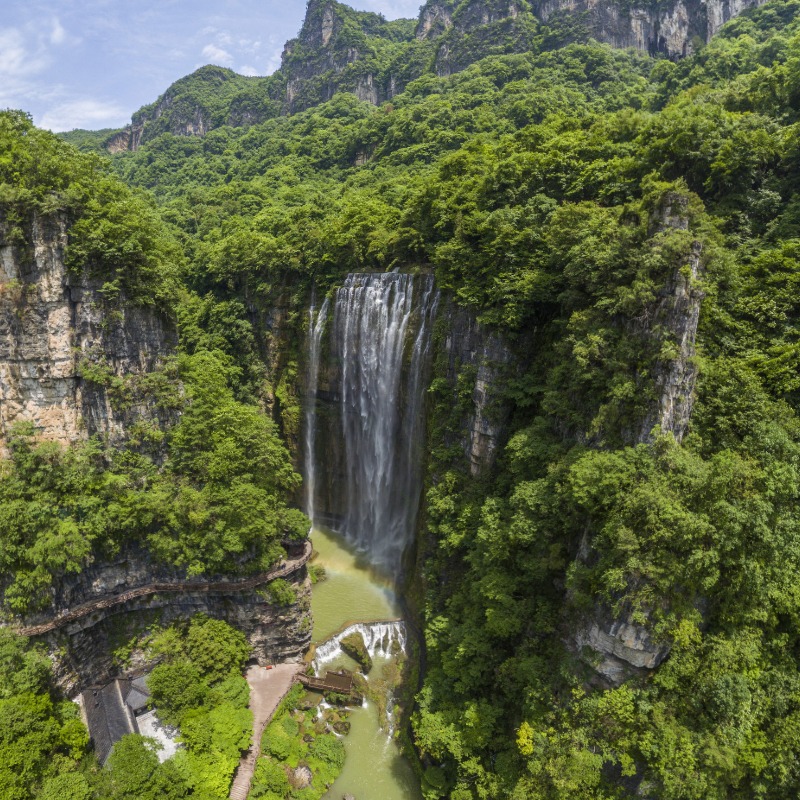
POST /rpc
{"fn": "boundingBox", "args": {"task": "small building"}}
[81,676,153,764]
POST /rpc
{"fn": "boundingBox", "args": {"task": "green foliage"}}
[184,616,250,683]
[258,691,347,799]
[124,618,253,798]
[0,110,182,308]
[0,633,90,800]
[11,0,800,797]
[103,735,188,800]
[0,351,307,612]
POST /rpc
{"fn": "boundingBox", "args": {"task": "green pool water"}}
[310,527,399,643]
[309,527,422,800]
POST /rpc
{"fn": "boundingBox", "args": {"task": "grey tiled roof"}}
[81,680,137,764]
[126,687,151,713]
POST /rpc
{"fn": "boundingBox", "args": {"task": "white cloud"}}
[50,18,66,45]
[264,46,283,75]
[39,98,128,132]
[0,28,48,79]
[201,42,233,66]
[239,64,259,76]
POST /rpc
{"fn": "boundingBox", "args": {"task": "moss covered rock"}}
[340,632,372,673]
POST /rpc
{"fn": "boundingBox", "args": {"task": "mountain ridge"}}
[89,0,765,152]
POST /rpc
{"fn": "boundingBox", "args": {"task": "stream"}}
[310,526,422,800]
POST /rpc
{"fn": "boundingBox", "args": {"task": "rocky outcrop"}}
[573,191,705,684]
[442,304,513,476]
[638,192,704,442]
[280,0,417,113]
[105,66,278,152]
[416,0,455,38]
[574,607,671,685]
[535,0,766,58]
[0,211,176,457]
[30,543,312,695]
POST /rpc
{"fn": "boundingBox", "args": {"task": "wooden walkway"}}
[229,663,303,800]
[297,670,353,694]
[18,540,312,637]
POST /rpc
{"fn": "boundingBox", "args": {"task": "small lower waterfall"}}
[335,272,437,571]
[304,295,329,526]
[313,621,407,673]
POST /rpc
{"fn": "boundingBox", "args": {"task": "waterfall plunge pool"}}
[310,527,422,800]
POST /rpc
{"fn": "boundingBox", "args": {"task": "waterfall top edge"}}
[311,617,404,646]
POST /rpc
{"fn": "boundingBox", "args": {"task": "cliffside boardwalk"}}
[16,540,313,637]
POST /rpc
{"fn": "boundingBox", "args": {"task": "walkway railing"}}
[17,539,313,637]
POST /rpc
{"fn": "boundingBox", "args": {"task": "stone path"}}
[18,540,312,637]
[229,662,304,800]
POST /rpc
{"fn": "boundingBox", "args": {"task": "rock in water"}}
[340,632,372,673]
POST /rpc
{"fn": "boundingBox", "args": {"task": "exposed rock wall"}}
[33,548,312,695]
[537,0,766,58]
[639,192,704,442]
[440,303,513,476]
[0,210,176,457]
[573,191,705,685]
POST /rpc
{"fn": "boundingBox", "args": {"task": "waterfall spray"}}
[333,273,438,571]
[304,295,329,527]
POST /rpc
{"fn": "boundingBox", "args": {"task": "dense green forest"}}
[0,111,308,613]
[4,0,800,796]
[0,618,254,799]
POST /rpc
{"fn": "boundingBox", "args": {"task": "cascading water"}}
[332,272,437,571]
[304,294,329,526]
[302,273,435,800]
[312,621,407,673]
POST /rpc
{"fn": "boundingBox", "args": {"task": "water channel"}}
[303,273,436,800]
[310,527,422,800]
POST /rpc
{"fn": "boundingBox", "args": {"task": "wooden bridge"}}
[297,669,353,694]
[17,539,313,637]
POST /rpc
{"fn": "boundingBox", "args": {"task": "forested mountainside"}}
[4,0,800,797]
[66,0,766,153]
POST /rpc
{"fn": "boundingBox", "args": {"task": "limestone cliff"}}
[280,0,418,113]
[100,0,766,152]
[32,546,312,695]
[440,304,514,476]
[0,210,176,457]
[535,0,766,58]
[421,0,766,65]
[104,65,279,152]
[572,190,705,685]
[638,191,704,443]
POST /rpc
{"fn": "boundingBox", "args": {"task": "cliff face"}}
[105,66,279,152]
[280,0,418,113]
[34,548,312,695]
[573,190,705,685]
[440,304,514,476]
[535,0,766,58]
[638,192,704,443]
[101,0,765,152]
[0,210,176,456]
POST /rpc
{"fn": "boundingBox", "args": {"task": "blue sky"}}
[1,0,423,132]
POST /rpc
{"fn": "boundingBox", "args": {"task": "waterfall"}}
[333,272,438,571]
[312,621,407,673]
[304,295,329,526]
